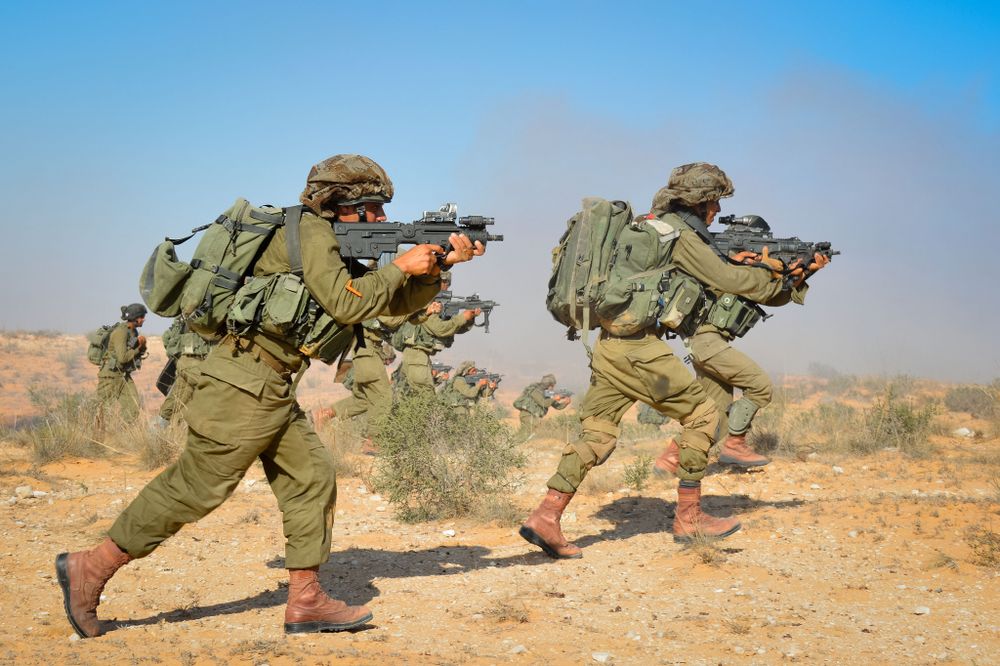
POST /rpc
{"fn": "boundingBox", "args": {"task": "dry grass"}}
[485,598,530,624]
[965,527,1000,568]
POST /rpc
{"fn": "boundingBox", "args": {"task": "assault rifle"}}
[711,215,838,285]
[333,202,502,262]
[434,291,499,333]
[430,362,452,378]
[544,388,574,401]
[462,370,503,386]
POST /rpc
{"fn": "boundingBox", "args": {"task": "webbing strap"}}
[283,205,304,277]
[249,208,286,225]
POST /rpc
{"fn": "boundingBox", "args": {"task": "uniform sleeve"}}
[454,379,482,398]
[296,216,440,325]
[109,325,141,367]
[762,281,809,307]
[422,313,472,337]
[672,230,786,302]
[530,386,554,410]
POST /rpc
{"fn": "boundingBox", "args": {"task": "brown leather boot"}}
[519,489,583,559]
[284,568,373,633]
[718,433,770,468]
[652,439,680,476]
[55,537,131,638]
[672,480,741,543]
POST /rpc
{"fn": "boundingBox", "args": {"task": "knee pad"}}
[727,397,760,435]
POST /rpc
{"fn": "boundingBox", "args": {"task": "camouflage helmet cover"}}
[650,162,734,213]
[299,154,395,219]
[541,373,557,387]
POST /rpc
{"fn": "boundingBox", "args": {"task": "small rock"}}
[810,483,821,490]
[442,529,456,537]
[15,486,33,499]
[952,427,974,438]
[32,490,48,498]
[244,479,256,488]
[370,494,383,502]
[914,606,930,615]
[733,646,744,654]
[511,645,527,654]
[7,497,17,505]
[832,466,844,474]
[69,633,80,642]
[848,530,859,538]
[592,653,612,664]
[376,506,387,512]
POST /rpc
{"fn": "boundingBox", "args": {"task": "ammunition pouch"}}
[228,272,352,365]
[706,293,765,339]
[656,270,711,338]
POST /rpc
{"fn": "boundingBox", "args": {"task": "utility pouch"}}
[706,293,765,338]
[299,312,353,365]
[657,270,710,337]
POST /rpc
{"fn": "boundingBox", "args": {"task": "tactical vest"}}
[513,383,547,417]
[101,323,142,374]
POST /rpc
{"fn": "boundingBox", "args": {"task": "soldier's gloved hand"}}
[462,308,482,322]
[759,246,786,279]
[442,233,486,266]
[426,301,443,315]
[394,244,445,276]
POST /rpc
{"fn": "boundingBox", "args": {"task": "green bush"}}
[850,388,935,457]
[944,385,996,419]
[371,393,525,522]
[622,454,652,492]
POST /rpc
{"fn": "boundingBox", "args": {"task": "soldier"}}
[57,154,485,638]
[520,162,813,558]
[652,165,830,474]
[439,360,488,410]
[513,374,571,435]
[478,372,502,403]
[96,303,148,425]
[158,317,212,425]
[395,273,481,395]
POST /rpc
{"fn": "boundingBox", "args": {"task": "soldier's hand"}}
[426,301,443,315]
[462,308,482,322]
[442,233,486,266]
[393,244,444,276]
[759,246,786,279]
[788,252,831,287]
[731,250,758,265]
[137,335,147,348]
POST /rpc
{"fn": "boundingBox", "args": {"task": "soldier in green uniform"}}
[158,317,213,425]
[478,372,501,403]
[57,154,486,638]
[439,360,488,410]
[513,374,571,435]
[96,303,148,425]
[652,168,831,474]
[521,163,812,558]
[396,274,480,394]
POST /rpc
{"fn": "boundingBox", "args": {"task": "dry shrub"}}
[14,386,107,464]
[944,385,997,419]
[485,598,529,623]
[371,393,525,522]
[965,527,1000,568]
[849,388,935,458]
[622,454,653,492]
[529,411,582,443]
[317,414,368,478]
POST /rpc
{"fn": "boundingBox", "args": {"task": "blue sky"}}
[1,1,997,381]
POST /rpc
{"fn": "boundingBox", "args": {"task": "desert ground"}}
[0,331,998,665]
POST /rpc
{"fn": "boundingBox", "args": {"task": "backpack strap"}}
[283,205,304,277]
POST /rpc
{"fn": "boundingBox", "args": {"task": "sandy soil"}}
[1,333,998,665]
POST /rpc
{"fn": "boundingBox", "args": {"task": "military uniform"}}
[398,314,474,394]
[97,321,144,423]
[439,361,486,410]
[513,377,567,433]
[332,313,417,429]
[158,319,213,424]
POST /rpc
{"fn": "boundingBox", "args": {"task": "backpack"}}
[86,324,115,365]
[546,199,710,349]
[139,198,295,341]
[546,198,634,340]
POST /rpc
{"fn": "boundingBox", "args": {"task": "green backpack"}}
[547,199,710,349]
[86,324,115,365]
[139,198,294,341]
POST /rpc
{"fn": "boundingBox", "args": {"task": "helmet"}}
[541,374,556,387]
[121,303,147,322]
[650,162,734,213]
[299,154,394,218]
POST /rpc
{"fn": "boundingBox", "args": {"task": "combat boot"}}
[672,480,741,543]
[284,568,373,633]
[652,439,680,476]
[519,489,582,559]
[718,434,770,468]
[55,537,132,638]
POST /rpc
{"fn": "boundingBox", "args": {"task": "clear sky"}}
[1,1,998,383]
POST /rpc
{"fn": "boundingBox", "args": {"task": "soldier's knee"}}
[575,417,619,466]
[681,399,720,441]
[728,397,760,435]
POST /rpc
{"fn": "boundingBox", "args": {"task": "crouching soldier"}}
[513,374,570,436]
